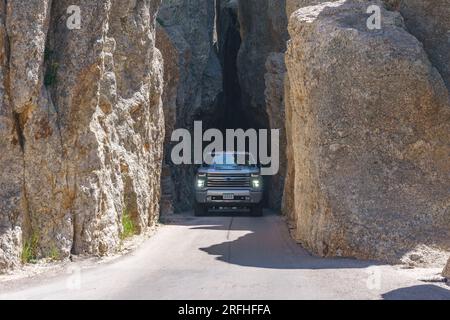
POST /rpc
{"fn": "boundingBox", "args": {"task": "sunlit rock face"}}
[0,0,164,273]
[444,259,450,279]
[284,0,450,264]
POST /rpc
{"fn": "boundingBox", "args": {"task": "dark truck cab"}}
[194,152,264,216]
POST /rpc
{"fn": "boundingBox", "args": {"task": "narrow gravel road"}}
[1,212,449,300]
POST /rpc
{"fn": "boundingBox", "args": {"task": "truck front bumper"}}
[196,189,263,205]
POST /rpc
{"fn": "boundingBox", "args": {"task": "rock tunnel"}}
[156,0,450,268]
[157,0,282,215]
[1,0,450,275]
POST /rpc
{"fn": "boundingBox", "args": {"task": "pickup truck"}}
[194,152,264,216]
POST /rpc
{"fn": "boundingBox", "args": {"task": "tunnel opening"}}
[158,0,277,215]
[198,2,273,209]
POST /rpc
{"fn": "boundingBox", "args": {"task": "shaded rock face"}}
[217,0,239,68]
[216,0,245,130]
[0,0,164,272]
[156,25,179,215]
[387,0,450,93]
[264,53,288,210]
[237,0,288,128]
[236,0,289,210]
[285,0,450,263]
[157,0,222,213]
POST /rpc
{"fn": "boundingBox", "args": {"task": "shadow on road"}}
[382,284,450,300]
[162,211,382,270]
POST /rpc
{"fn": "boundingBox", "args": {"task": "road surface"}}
[1,212,449,300]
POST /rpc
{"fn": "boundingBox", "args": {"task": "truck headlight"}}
[196,175,206,189]
[251,176,262,189]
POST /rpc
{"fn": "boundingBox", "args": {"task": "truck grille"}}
[207,173,251,188]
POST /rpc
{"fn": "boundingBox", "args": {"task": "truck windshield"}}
[208,153,256,167]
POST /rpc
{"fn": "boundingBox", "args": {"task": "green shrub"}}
[48,246,60,261]
[121,211,136,240]
[22,233,39,264]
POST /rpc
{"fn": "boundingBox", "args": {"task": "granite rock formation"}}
[284,0,450,263]
[0,0,164,272]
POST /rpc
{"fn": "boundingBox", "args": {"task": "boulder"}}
[285,0,450,263]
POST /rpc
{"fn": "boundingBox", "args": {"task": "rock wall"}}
[157,0,222,213]
[286,0,333,16]
[282,0,337,222]
[237,0,288,122]
[388,0,450,93]
[0,0,164,273]
[236,0,289,210]
[284,0,450,263]
[217,0,240,69]
[156,25,179,215]
[444,258,450,279]
[264,53,288,210]
[216,0,245,130]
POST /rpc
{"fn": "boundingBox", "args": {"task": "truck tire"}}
[252,203,263,217]
[194,202,208,216]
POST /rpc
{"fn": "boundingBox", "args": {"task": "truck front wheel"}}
[194,202,208,216]
[252,203,263,217]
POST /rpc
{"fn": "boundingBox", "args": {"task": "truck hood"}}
[198,166,260,175]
